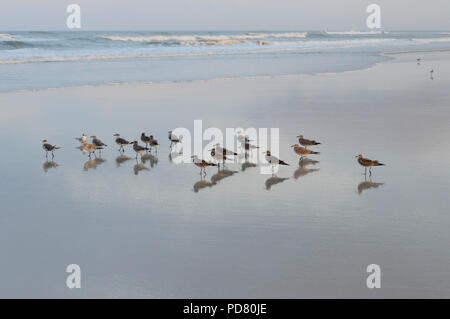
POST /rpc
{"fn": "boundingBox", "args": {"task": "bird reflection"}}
[83,157,106,172]
[168,150,183,163]
[43,160,59,173]
[265,176,289,190]
[142,153,158,168]
[240,151,257,172]
[193,175,215,193]
[357,176,384,195]
[210,167,238,185]
[294,158,320,180]
[134,159,149,175]
[115,154,132,167]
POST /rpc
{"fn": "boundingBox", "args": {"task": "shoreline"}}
[1,48,448,95]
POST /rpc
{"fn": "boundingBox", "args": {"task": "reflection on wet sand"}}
[142,153,158,168]
[240,152,257,172]
[294,158,320,180]
[43,160,59,173]
[210,168,238,185]
[193,176,215,193]
[116,154,132,167]
[83,157,106,172]
[168,150,183,163]
[357,177,384,195]
[192,167,238,192]
[265,176,289,190]
[134,159,149,175]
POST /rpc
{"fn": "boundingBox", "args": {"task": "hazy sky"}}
[1,0,449,31]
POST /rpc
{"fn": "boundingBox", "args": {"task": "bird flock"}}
[42,131,385,177]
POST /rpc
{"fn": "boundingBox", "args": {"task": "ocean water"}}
[1,30,450,92]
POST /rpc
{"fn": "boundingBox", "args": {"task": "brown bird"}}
[191,155,217,175]
[141,133,151,148]
[82,141,102,158]
[291,144,320,160]
[356,154,385,176]
[297,135,321,148]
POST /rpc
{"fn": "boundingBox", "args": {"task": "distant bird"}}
[264,150,289,167]
[430,69,434,80]
[241,136,259,151]
[82,141,102,158]
[215,143,237,156]
[355,154,385,176]
[291,144,320,160]
[149,135,159,152]
[191,155,217,175]
[42,140,60,158]
[91,135,107,155]
[113,133,131,152]
[141,133,151,148]
[417,57,421,63]
[297,135,321,148]
[75,134,87,144]
[168,130,181,147]
[210,148,229,168]
[132,141,149,158]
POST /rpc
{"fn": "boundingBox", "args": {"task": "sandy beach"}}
[1,50,450,298]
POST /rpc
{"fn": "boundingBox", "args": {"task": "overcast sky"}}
[1,0,449,31]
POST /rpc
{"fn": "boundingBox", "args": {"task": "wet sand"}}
[1,51,450,298]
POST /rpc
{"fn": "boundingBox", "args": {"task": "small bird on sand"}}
[75,134,87,144]
[291,144,320,160]
[113,133,131,152]
[191,155,217,175]
[132,141,149,158]
[91,136,107,154]
[141,133,151,148]
[265,150,289,166]
[355,154,385,176]
[168,130,181,147]
[149,135,159,151]
[297,135,321,148]
[82,141,102,158]
[241,136,259,151]
[210,148,229,168]
[42,140,61,158]
[215,143,237,156]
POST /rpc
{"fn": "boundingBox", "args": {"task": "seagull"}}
[355,154,385,176]
[241,136,259,151]
[113,133,131,152]
[297,135,321,148]
[168,130,181,147]
[91,135,107,155]
[75,134,87,144]
[291,144,320,160]
[215,143,237,156]
[132,141,149,158]
[141,133,151,148]
[42,140,61,158]
[264,150,289,168]
[82,141,102,158]
[210,148,230,168]
[191,155,217,175]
